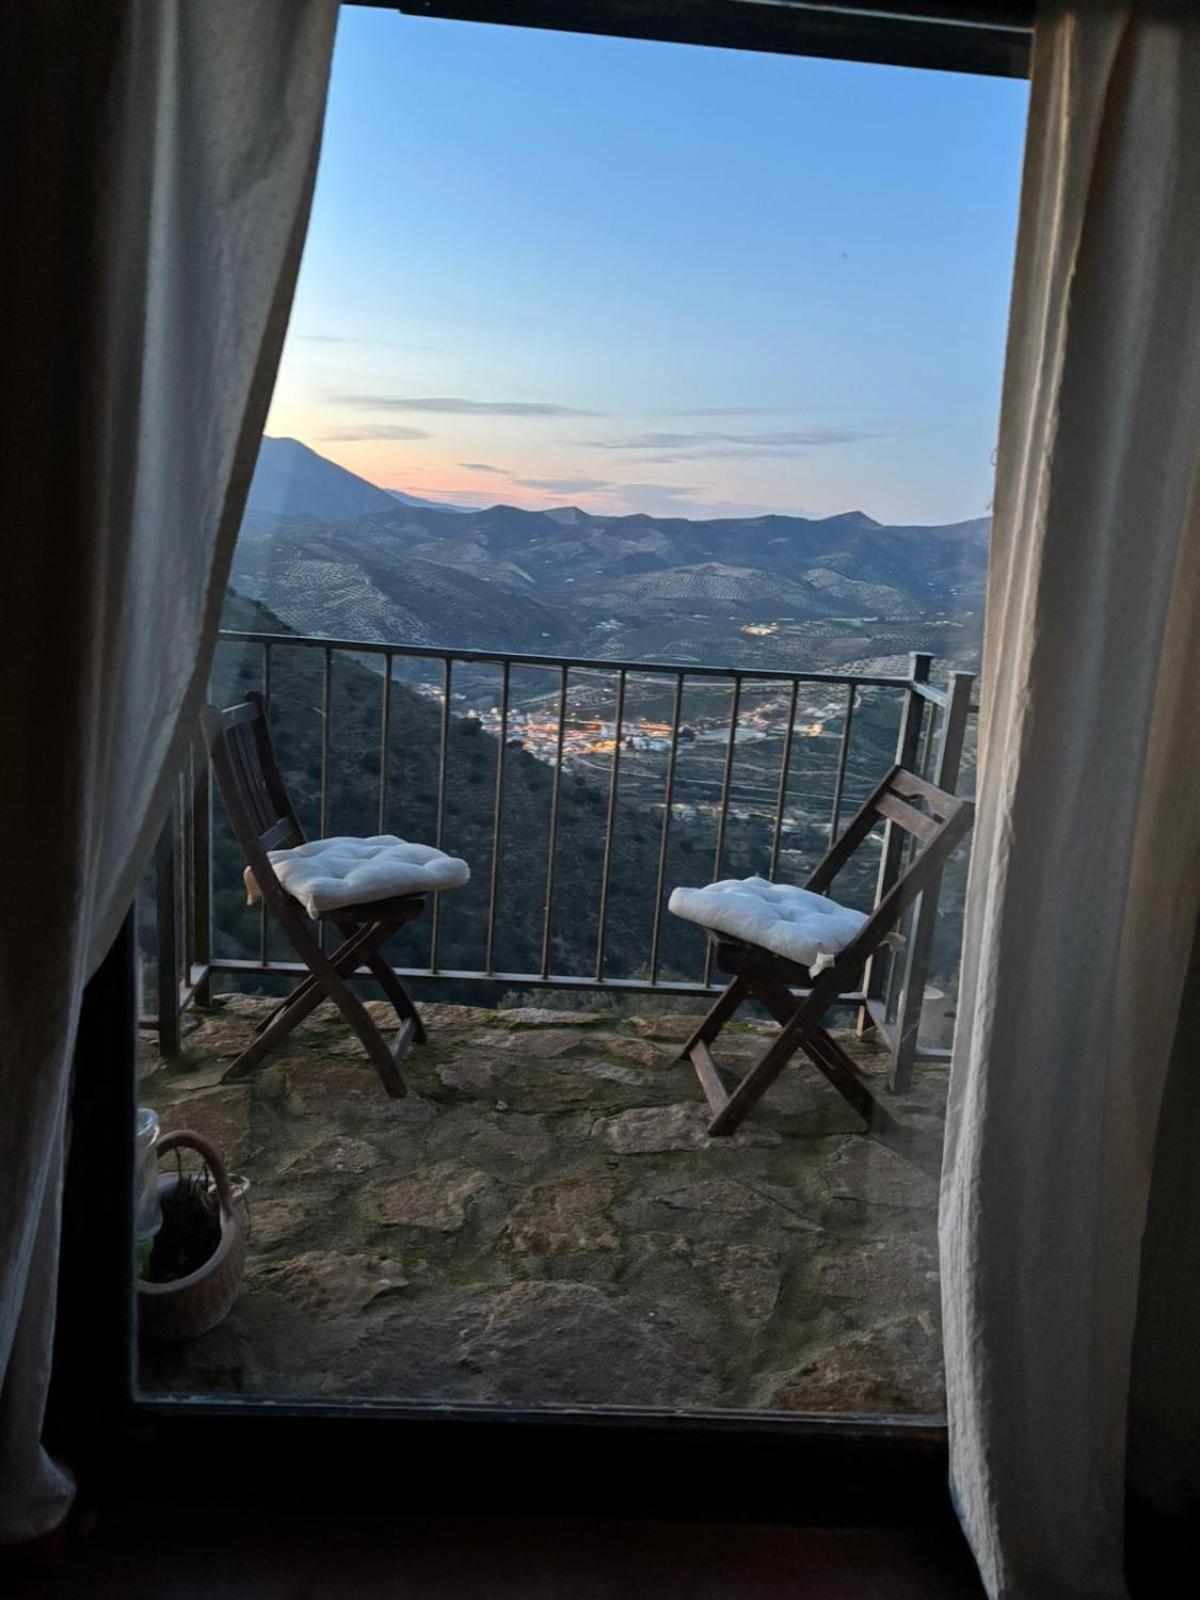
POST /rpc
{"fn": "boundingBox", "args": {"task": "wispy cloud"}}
[331,394,603,418]
[615,482,702,504]
[666,404,814,417]
[459,462,506,473]
[320,425,430,442]
[511,475,616,494]
[295,334,430,349]
[579,426,883,461]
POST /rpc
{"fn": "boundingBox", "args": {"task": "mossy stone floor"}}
[139,995,947,1416]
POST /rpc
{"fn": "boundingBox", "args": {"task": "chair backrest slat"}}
[221,700,266,728]
[840,798,973,966]
[799,763,974,971]
[876,790,939,845]
[203,694,305,875]
[259,815,299,852]
[887,767,958,821]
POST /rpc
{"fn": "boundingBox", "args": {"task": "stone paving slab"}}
[140,994,947,1416]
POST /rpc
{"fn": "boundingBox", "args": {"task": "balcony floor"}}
[139,994,947,1417]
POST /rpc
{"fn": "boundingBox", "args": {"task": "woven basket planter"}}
[137,1129,248,1342]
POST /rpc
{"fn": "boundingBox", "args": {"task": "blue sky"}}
[267,6,1029,523]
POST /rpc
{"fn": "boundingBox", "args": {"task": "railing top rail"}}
[216,629,916,689]
[911,680,948,708]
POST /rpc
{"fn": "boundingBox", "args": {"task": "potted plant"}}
[137,1128,248,1342]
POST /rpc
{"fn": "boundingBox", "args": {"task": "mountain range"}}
[238,435,989,668]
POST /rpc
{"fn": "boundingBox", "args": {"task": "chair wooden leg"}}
[222,921,408,1097]
[676,974,752,1125]
[224,980,330,1080]
[733,971,898,1136]
[802,1026,899,1136]
[252,970,320,1036]
[331,997,407,1098]
[247,922,377,1038]
[223,922,389,1082]
[310,930,408,1099]
[358,947,427,1045]
[324,917,427,1046]
[252,921,427,1047]
[707,1027,798,1136]
[677,974,749,1060]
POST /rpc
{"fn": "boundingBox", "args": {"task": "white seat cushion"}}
[668,875,867,974]
[245,835,470,919]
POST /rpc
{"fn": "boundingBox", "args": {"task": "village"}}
[405,669,877,835]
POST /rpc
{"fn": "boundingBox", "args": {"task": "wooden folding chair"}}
[676,767,974,1137]
[203,692,429,1097]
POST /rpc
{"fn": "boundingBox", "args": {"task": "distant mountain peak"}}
[248,436,398,522]
[247,436,470,522]
[817,509,882,529]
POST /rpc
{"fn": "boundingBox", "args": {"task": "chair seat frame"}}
[203,693,429,1097]
[676,765,974,1136]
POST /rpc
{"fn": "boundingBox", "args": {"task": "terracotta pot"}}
[137,1129,248,1342]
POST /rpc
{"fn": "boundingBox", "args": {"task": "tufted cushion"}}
[668,875,867,974]
[245,835,470,919]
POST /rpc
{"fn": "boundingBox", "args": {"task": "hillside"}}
[230,529,569,653]
[232,439,987,672]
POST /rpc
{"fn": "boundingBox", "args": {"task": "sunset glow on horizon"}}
[266,7,1028,524]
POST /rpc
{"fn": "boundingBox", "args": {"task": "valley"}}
[208,437,982,997]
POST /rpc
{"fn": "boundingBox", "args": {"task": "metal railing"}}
[146,632,975,1088]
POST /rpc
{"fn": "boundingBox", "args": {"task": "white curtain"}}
[941,4,1200,1597]
[0,0,337,1541]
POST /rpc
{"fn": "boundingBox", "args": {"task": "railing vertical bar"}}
[920,694,939,781]
[829,682,858,844]
[703,674,743,986]
[649,672,686,985]
[890,670,975,1090]
[192,730,212,1007]
[319,646,332,838]
[936,671,973,792]
[428,657,452,973]
[377,655,393,835]
[319,646,333,954]
[860,653,932,1039]
[594,669,627,982]
[769,679,800,882]
[180,769,191,998]
[484,661,511,976]
[179,761,193,981]
[539,666,570,981]
[155,808,181,1060]
[259,641,272,969]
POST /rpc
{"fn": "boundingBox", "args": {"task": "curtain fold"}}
[941,4,1200,1596]
[0,0,338,1541]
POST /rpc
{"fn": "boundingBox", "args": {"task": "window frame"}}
[56,0,1031,1521]
[391,0,1032,78]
